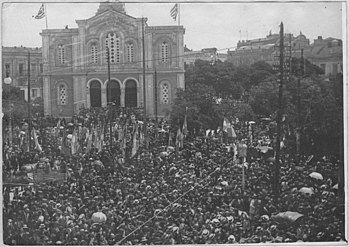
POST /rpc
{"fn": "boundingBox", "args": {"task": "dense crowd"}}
[2,108,345,245]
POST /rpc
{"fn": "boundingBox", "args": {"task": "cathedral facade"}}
[41,3,185,118]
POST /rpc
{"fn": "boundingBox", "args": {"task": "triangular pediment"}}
[76,2,137,28]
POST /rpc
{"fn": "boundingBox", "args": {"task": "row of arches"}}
[89,79,137,107]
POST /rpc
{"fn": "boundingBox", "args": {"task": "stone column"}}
[121,87,125,107]
[86,83,91,108]
[146,74,154,117]
[101,85,107,107]
[43,76,51,115]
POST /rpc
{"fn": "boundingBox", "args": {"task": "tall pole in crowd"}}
[142,17,146,119]
[28,51,32,152]
[296,48,304,157]
[107,47,112,150]
[154,67,158,124]
[274,22,284,197]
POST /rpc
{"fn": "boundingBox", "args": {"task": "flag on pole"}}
[33,4,45,19]
[182,113,188,138]
[131,124,139,157]
[176,127,183,149]
[223,117,237,138]
[168,132,173,147]
[223,117,231,132]
[170,3,178,20]
[85,131,93,154]
[32,128,42,152]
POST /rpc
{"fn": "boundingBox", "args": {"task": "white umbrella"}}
[221,181,229,186]
[309,172,323,180]
[167,146,175,152]
[248,121,256,124]
[332,184,338,190]
[160,151,169,157]
[258,146,273,153]
[272,211,304,225]
[67,134,73,139]
[299,187,314,195]
[91,212,107,223]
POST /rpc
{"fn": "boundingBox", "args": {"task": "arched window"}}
[125,80,137,107]
[90,80,102,107]
[105,33,120,63]
[58,84,67,105]
[161,83,170,104]
[58,45,65,64]
[127,43,134,62]
[161,42,169,62]
[107,80,121,106]
[91,44,98,64]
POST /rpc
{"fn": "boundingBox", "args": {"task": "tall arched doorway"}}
[90,80,101,107]
[125,80,137,107]
[107,80,121,106]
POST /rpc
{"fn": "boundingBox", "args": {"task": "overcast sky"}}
[1,1,344,51]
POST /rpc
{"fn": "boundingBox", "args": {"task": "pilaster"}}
[43,76,51,115]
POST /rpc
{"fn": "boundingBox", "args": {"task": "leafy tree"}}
[2,84,28,126]
[170,83,217,130]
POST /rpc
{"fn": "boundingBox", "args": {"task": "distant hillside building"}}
[227,32,342,76]
[40,2,185,118]
[2,46,43,101]
[184,46,227,67]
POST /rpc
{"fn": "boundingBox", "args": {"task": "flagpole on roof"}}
[178,2,180,26]
[45,4,48,29]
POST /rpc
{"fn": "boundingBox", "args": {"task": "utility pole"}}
[274,22,284,197]
[142,17,149,149]
[296,48,304,157]
[107,47,113,150]
[28,51,32,152]
[154,67,158,124]
[142,17,146,119]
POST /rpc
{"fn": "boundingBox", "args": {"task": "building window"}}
[91,44,98,64]
[320,64,326,72]
[105,33,120,63]
[19,63,24,76]
[58,84,67,105]
[127,43,134,62]
[161,83,170,104]
[332,63,338,75]
[20,90,25,100]
[58,45,65,64]
[40,63,43,73]
[31,88,39,99]
[161,42,169,62]
[31,64,36,74]
[5,64,10,77]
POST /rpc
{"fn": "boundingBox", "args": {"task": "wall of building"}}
[2,46,43,101]
[40,3,185,118]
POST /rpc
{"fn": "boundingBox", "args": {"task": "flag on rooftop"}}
[170,3,178,21]
[33,4,45,19]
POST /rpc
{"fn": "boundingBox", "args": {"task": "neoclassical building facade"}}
[41,2,185,118]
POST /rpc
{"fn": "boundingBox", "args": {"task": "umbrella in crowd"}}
[309,172,324,180]
[271,211,304,225]
[91,212,107,223]
[299,187,314,195]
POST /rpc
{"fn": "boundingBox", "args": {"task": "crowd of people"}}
[2,107,345,245]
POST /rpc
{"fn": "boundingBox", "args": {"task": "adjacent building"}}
[227,32,342,77]
[40,2,185,118]
[2,46,43,101]
[183,46,227,67]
